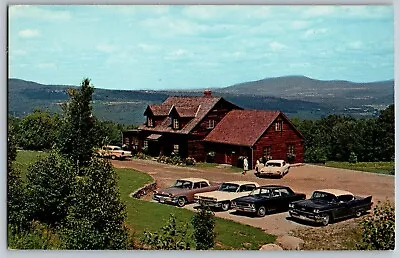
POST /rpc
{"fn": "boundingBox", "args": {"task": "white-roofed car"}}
[255,159,290,178]
[96,145,132,160]
[153,178,220,207]
[289,189,373,226]
[194,181,260,211]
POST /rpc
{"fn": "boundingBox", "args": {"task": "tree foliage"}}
[17,109,60,150]
[293,105,394,163]
[358,200,395,250]
[141,214,191,250]
[26,152,76,227]
[191,206,216,250]
[7,123,29,231]
[58,78,96,168]
[62,158,129,250]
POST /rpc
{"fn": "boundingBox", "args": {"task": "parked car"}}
[194,181,260,211]
[231,185,306,217]
[255,160,290,178]
[97,145,132,160]
[289,189,373,226]
[153,178,220,207]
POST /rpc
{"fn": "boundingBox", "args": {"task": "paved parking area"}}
[113,159,394,236]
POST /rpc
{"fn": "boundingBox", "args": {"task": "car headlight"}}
[231,201,236,206]
[313,209,320,213]
[289,203,294,208]
[250,204,255,208]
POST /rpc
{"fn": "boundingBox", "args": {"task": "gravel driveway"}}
[112,159,394,236]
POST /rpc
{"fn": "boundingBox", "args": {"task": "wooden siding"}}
[252,114,304,167]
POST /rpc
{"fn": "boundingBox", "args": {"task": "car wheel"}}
[177,197,186,207]
[221,202,230,211]
[355,210,363,217]
[321,214,330,226]
[257,206,266,217]
[111,155,116,160]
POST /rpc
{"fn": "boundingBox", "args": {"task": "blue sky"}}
[8,5,394,90]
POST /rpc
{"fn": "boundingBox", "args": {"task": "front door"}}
[225,152,232,164]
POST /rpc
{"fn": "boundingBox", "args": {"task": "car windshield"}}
[173,180,192,189]
[218,183,240,192]
[249,188,270,196]
[311,191,336,202]
[113,147,122,150]
[266,162,281,167]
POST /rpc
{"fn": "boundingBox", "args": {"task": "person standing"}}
[242,156,249,175]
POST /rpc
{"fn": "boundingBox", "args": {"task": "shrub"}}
[141,214,191,250]
[358,200,394,250]
[8,222,62,250]
[185,157,196,166]
[135,152,150,160]
[349,152,358,163]
[191,206,216,250]
[304,147,328,164]
[206,152,216,163]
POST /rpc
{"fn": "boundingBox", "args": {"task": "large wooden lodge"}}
[122,90,304,169]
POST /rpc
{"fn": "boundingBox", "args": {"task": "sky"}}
[8,5,394,90]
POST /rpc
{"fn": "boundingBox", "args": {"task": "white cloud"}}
[96,44,117,53]
[9,5,71,21]
[18,29,40,38]
[164,49,194,60]
[269,41,287,52]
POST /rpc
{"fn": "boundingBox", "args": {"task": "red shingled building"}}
[122,91,304,169]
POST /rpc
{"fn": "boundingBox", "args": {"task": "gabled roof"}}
[144,104,170,116]
[139,96,225,134]
[203,110,284,147]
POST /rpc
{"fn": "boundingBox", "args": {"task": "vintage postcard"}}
[7,4,394,251]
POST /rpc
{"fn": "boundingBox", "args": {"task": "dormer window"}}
[207,119,215,129]
[147,116,154,127]
[275,120,283,131]
[173,118,180,129]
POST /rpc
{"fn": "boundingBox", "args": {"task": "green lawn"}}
[15,150,49,179]
[324,161,394,175]
[14,151,275,250]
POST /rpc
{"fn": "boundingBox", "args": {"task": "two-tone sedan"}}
[232,185,306,217]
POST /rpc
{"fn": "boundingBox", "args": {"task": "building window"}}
[275,120,283,131]
[124,137,129,145]
[173,118,180,129]
[173,144,179,154]
[147,116,154,127]
[143,140,148,150]
[207,119,215,129]
[131,137,139,150]
[263,146,272,159]
[287,144,295,155]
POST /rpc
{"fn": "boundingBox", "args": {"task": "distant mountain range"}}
[8,76,394,125]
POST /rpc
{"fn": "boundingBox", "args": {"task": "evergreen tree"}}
[191,206,216,250]
[58,78,96,168]
[62,158,129,249]
[26,152,76,227]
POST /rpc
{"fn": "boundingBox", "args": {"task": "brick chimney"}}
[203,89,212,97]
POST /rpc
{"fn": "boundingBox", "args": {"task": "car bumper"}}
[234,206,256,213]
[289,209,325,223]
[196,199,222,207]
[153,195,178,204]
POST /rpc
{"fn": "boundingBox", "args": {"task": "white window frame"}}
[173,118,179,129]
[173,144,179,154]
[147,116,154,127]
[143,140,148,149]
[207,119,215,129]
[275,120,283,131]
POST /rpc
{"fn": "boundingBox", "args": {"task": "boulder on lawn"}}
[276,235,304,250]
[259,244,283,251]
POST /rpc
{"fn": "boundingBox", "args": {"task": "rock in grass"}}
[259,244,284,251]
[276,235,304,250]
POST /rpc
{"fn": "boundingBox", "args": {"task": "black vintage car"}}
[231,185,306,217]
[289,189,373,226]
